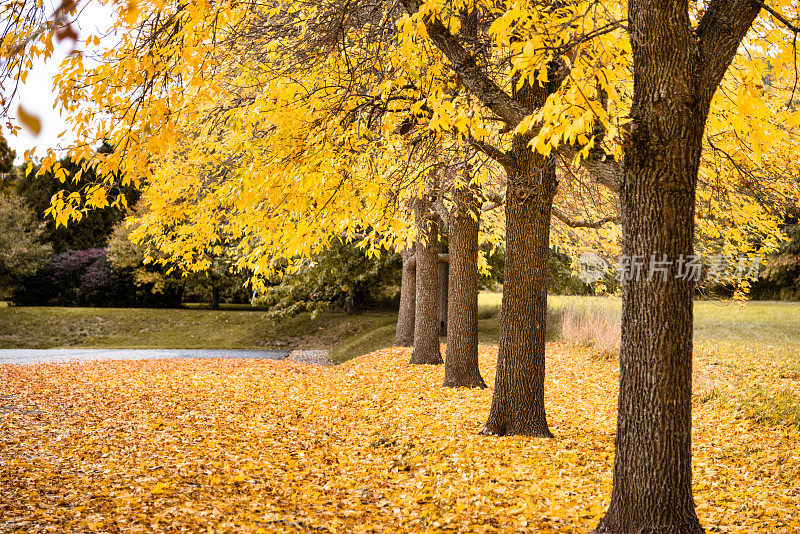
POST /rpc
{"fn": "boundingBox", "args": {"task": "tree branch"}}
[470,138,514,173]
[750,0,799,32]
[696,0,762,109]
[481,191,504,211]
[432,198,450,230]
[397,0,530,128]
[552,206,618,229]
[558,146,623,193]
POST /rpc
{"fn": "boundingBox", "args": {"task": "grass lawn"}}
[480,292,800,352]
[0,305,397,361]
[2,295,798,364]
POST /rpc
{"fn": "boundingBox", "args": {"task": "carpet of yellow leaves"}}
[1,344,798,533]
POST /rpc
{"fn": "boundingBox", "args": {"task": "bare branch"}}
[552,206,618,229]
[750,0,800,32]
[558,146,622,193]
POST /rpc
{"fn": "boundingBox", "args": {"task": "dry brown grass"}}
[558,307,621,355]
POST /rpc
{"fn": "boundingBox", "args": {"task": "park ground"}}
[1,296,799,532]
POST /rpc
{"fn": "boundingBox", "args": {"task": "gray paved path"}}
[0,348,291,365]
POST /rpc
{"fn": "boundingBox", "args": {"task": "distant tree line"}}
[0,139,250,307]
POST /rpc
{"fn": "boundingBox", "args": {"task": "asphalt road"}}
[0,348,291,365]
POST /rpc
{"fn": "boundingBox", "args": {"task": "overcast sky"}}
[3,1,116,164]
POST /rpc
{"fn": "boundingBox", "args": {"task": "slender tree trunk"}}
[344,297,363,315]
[595,4,708,532]
[395,247,416,347]
[438,240,449,337]
[444,182,485,388]
[210,284,220,310]
[410,197,443,364]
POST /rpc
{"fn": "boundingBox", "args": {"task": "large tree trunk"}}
[594,2,711,532]
[395,247,416,347]
[482,144,556,436]
[410,198,443,364]
[438,240,449,337]
[595,1,762,528]
[482,75,557,436]
[443,182,485,388]
[596,113,704,534]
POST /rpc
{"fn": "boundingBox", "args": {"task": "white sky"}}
[2,1,117,164]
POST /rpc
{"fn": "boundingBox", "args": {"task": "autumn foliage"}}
[2,345,798,533]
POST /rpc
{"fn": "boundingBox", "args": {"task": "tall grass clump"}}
[558,306,621,357]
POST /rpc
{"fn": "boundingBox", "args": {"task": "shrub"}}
[14,249,140,307]
[258,239,401,319]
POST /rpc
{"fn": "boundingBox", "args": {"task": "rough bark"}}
[595,0,759,531]
[479,64,558,436]
[482,137,556,436]
[438,240,449,337]
[443,182,486,388]
[395,247,416,347]
[410,198,443,365]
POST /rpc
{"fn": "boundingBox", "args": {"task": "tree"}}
[391,0,575,433]
[15,247,141,307]
[0,131,14,175]
[16,155,139,253]
[254,238,401,320]
[0,192,51,298]
[105,219,186,307]
[755,216,800,300]
[591,1,773,531]
[3,2,800,529]
[389,0,800,529]
[443,178,486,387]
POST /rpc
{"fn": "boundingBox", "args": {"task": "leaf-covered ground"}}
[1,344,798,533]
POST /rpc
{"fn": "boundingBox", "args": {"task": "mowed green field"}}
[1,296,798,363]
[480,293,800,355]
[0,305,397,361]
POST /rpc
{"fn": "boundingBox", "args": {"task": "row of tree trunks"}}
[395,242,449,346]
[399,173,485,388]
[409,196,444,364]
[397,0,764,529]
